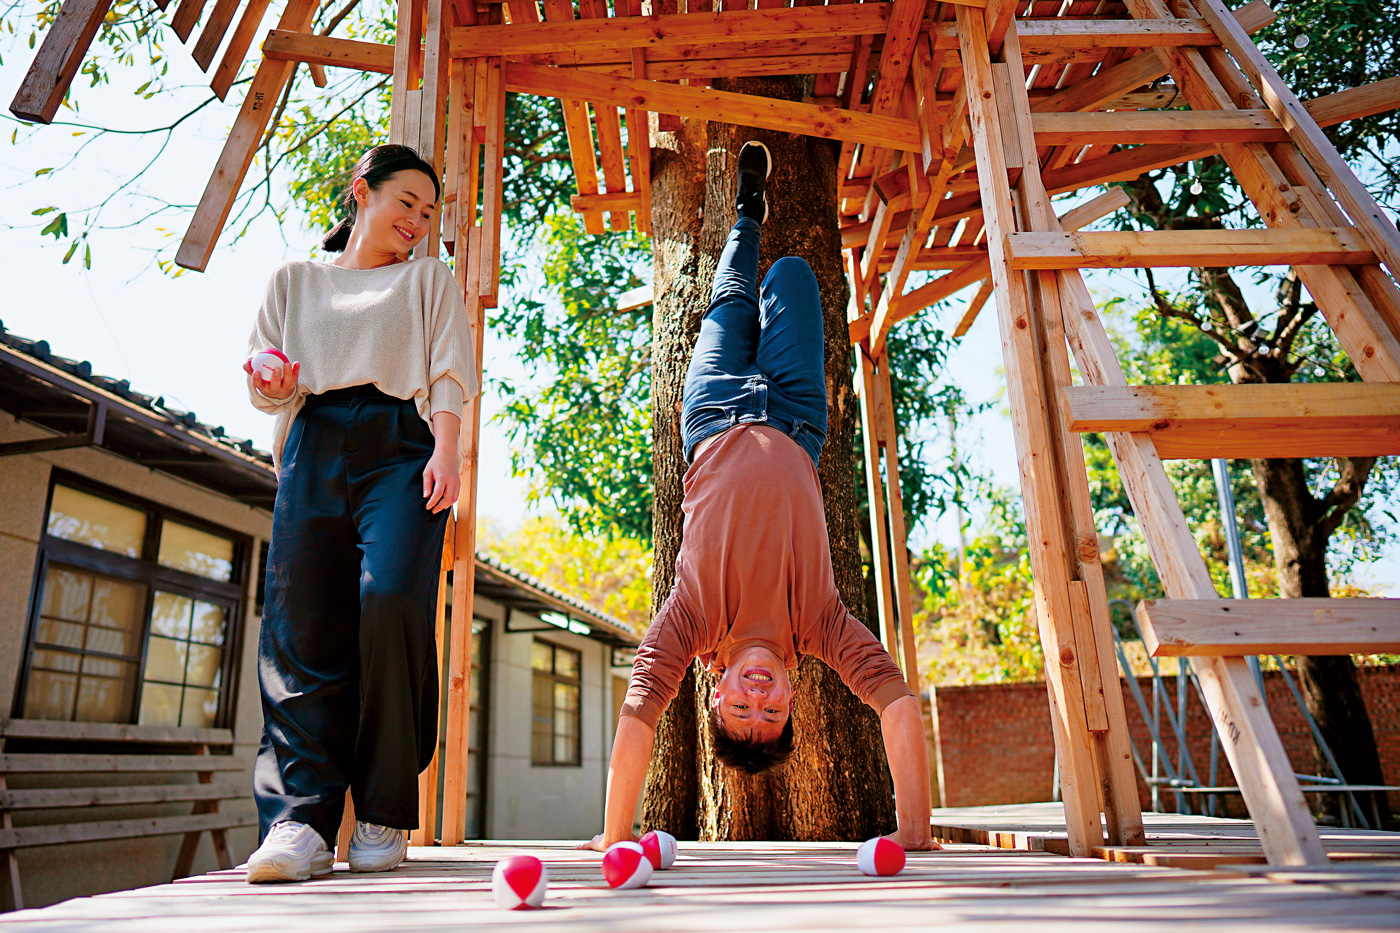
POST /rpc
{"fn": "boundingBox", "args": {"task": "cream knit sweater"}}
[245,257,479,471]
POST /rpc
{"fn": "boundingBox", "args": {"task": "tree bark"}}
[642,76,896,841]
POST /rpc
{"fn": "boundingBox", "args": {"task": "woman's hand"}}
[422,448,460,513]
[243,358,300,401]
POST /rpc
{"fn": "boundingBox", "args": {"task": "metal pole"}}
[1211,459,1267,696]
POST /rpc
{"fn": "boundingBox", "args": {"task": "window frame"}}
[530,638,583,768]
[14,470,250,730]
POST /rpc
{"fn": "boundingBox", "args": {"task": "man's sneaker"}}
[348,820,407,873]
[736,140,772,224]
[246,821,333,884]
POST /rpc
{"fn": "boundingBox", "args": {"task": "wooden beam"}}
[504,62,922,152]
[262,31,396,74]
[1062,383,1400,459]
[1032,109,1287,145]
[191,0,242,71]
[571,191,641,213]
[169,0,211,43]
[9,0,115,123]
[211,0,273,99]
[174,0,319,271]
[1006,228,1376,270]
[1137,598,1400,657]
[541,0,605,235]
[450,1,897,57]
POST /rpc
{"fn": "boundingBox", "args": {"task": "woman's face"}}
[353,169,439,256]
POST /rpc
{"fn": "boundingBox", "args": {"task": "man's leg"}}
[756,255,828,463]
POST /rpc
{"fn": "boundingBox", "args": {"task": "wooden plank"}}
[1137,598,1400,657]
[856,348,902,659]
[571,191,642,212]
[1194,0,1400,279]
[579,0,630,232]
[262,31,397,74]
[0,782,247,810]
[190,0,242,71]
[478,56,505,305]
[0,811,255,850]
[389,0,427,143]
[1063,383,1400,459]
[169,0,212,43]
[411,523,452,847]
[504,62,923,152]
[9,0,115,123]
[872,354,923,702]
[1014,18,1227,49]
[626,34,652,235]
[1031,109,1287,145]
[450,1,896,57]
[540,0,605,235]
[0,754,244,773]
[174,0,318,271]
[952,278,994,338]
[0,719,233,745]
[210,0,272,99]
[1006,228,1376,270]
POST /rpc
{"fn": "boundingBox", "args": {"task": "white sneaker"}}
[348,820,407,873]
[246,821,333,883]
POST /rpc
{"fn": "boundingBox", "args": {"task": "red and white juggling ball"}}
[601,841,654,889]
[639,830,677,870]
[491,855,548,909]
[250,348,290,381]
[856,837,906,877]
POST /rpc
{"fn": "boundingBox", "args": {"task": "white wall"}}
[0,416,272,908]
[482,611,616,840]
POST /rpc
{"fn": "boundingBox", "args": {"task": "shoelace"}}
[265,822,308,846]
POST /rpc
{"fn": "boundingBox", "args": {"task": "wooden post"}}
[856,346,902,659]
[412,519,454,846]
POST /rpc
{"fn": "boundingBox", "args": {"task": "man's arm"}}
[880,694,938,850]
[577,714,655,851]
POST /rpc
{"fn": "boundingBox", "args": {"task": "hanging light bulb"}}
[1190,180,1204,195]
[1294,34,1310,49]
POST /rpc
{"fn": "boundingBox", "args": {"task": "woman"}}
[240,144,478,883]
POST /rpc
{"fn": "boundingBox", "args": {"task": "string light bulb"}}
[1294,34,1310,49]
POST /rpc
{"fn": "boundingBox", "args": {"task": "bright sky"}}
[1,31,1395,594]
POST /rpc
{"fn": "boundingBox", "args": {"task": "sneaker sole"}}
[742,140,773,180]
[246,850,334,884]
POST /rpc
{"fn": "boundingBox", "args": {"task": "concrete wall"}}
[0,416,272,909]
[481,609,617,840]
[933,665,1400,818]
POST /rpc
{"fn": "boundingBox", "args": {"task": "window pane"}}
[186,644,223,689]
[554,734,576,765]
[151,592,193,640]
[531,641,552,672]
[181,687,219,728]
[36,618,83,649]
[84,578,145,657]
[40,566,92,623]
[158,521,235,582]
[23,670,77,720]
[555,647,580,680]
[190,601,227,646]
[32,648,80,673]
[145,636,188,684]
[47,486,148,557]
[138,682,183,726]
[75,660,135,722]
[555,682,579,712]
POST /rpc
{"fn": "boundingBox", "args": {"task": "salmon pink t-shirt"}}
[621,424,913,729]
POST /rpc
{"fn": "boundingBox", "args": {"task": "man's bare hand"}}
[883,831,941,852]
[575,832,636,853]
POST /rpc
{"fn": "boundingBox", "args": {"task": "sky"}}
[1,27,1395,595]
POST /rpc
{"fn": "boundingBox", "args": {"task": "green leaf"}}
[39,213,66,238]
[34,167,51,176]
[62,240,79,264]
[31,206,56,216]
[83,243,91,270]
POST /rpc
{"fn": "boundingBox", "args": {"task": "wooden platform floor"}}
[3,829,1400,931]
[930,802,1400,867]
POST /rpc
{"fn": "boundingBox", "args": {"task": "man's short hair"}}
[707,707,795,775]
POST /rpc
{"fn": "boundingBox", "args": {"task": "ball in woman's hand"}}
[250,348,290,381]
[491,855,547,909]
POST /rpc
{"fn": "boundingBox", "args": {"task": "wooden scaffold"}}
[13,0,1400,865]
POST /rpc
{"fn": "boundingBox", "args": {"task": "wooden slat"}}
[0,719,233,745]
[1063,383,1400,459]
[0,782,247,811]
[540,0,605,235]
[0,754,244,773]
[1006,228,1377,270]
[174,0,319,270]
[190,0,242,71]
[579,0,629,231]
[450,1,895,56]
[1137,598,1400,657]
[1031,109,1287,145]
[210,0,272,99]
[570,191,641,212]
[478,56,506,304]
[169,0,212,43]
[262,31,397,73]
[0,811,255,850]
[8,0,115,123]
[1014,17,1226,49]
[504,62,923,152]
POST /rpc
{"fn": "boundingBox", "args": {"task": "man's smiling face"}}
[711,644,792,742]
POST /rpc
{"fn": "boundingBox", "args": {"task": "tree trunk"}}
[642,76,896,841]
[1249,456,1389,824]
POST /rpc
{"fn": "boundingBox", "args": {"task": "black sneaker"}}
[736,140,772,224]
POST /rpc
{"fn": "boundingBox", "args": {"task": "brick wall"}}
[931,664,1400,818]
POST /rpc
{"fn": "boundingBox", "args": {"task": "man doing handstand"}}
[580,141,936,853]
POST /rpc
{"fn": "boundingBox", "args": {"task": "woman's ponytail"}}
[320,144,441,253]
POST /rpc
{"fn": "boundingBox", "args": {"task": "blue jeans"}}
[681,217,828,468]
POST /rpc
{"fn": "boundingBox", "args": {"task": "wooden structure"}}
[13,0,1400,866]
[0,719,252,910]
[6,831,1400,928]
